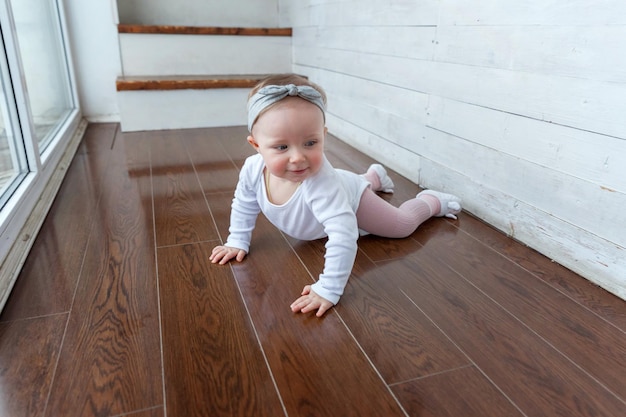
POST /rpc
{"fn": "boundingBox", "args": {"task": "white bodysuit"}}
[225,153,370,304]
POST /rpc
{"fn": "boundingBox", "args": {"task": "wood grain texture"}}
[391,366,525,417]
[0,316,66,417]
[3,124,624,417]
[117,24,292,37]
[457,213,626,331]
[44,132,163,417]
[158,242,284,417]
[415,219,626,400]
[287,237,469,384]
[116,75,268,91]
[0,124,117,320]
[150,131,219,246]
[182,127,242,194]
[394,253,626,416]
[226,206,407,416]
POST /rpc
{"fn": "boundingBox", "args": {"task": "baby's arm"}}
[212,156,262,265]
[210,246,247,264]
[296,182,360,317]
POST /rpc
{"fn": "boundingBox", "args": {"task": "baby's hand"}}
[210,245,247,264]
[290,285,334,317]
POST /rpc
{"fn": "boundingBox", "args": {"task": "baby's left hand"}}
[290,285,333,317]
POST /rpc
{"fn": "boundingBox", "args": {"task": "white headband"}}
[247,84,326,131]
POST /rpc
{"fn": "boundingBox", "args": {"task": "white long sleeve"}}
[224,154,368,304]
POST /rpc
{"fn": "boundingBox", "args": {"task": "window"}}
[0,0,81,303]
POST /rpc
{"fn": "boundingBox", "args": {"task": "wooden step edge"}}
[117,24,292,37]
[116,75,270,91]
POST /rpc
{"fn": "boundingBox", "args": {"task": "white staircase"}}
[116,25,292,132]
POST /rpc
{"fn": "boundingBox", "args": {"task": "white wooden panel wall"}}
[290,0,626,299]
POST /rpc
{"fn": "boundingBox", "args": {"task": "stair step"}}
[118,88,250,132]
[118,24,292,37]
[119,31,292,76]
[116,74,268,91]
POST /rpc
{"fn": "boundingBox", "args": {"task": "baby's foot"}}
[417,190,462,219]
[367,164,394,193]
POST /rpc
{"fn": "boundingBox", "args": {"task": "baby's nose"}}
[290,149,305,162]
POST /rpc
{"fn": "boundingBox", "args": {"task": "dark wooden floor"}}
[1,123,625,417]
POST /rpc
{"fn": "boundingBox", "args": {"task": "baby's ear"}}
[247,135,260,151]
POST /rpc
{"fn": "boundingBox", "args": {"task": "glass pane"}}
[10,0,74,154]
[0,57,27,207]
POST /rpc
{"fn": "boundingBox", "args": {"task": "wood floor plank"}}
[0,155,97,320]
[0,315,66,417]
[182,128,241,194]
[212,126,255,168]
[1,125,117,321]
[391,366,524,417]
[158,241,284,417]
[44,135,163,417]
[287,237,470,384]
[119,408,163,417]
[393,253,626,416]
[6,124,624,417]
[206,192,407,416]
[414,219,626,401]
[74,123,118,178]
[149,131,218,246]
[456,214,626,331]
[357,233,424,262]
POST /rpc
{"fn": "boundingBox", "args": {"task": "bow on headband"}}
[247,84,326,131]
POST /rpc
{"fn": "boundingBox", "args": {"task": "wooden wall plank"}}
[438,0,626,26]
[420,127,625,247]
[289,0,440,26]
[434,25,626,83]
[295,26,436,60]
[294,45,626,139]
[426,96,626,193]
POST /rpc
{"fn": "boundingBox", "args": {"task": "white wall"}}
[117,0,281,27]
[289,0,626,299]
[64,0,121,122]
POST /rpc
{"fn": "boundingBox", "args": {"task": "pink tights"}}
[356,188,440,238]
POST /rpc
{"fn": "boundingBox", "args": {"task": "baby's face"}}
[248,97,326,183]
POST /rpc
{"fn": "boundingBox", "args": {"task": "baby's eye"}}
[304,140,318,147]
[274,145,288,151]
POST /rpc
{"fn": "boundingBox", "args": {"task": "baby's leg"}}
[356,188,461,238]
[361,164,394,193]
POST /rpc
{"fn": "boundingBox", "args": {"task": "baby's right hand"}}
[209,245,247,265]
